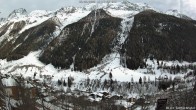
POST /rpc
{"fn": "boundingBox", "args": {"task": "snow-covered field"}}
[0,50,195,88]
[0,50,195,109]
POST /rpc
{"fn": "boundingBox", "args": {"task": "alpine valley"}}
[0,1,196,110]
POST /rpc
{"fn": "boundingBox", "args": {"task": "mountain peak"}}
[88,9,110,17]
[0,18,6,22]
[8,8,27,19]
[84,1,153,11]
[57,6,76,14]
[29,10,51,17]
[166,9,192,20]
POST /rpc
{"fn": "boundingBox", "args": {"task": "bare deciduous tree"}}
[0,78,7,109]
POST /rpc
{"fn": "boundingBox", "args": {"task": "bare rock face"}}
[0,22,13,37]
[39,9,122,71]
[0,18,6,23]
[9,21,26,36]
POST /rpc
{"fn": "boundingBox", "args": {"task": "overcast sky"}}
[0,0,196,19]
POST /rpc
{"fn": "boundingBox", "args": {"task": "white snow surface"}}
[165,9,192,20]
[28,10,52,17]
[0,1,155,32]
[0,50,195,87]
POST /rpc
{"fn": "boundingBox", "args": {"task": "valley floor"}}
[0,51,196,109]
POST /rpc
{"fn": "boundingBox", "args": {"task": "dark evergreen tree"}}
[139,77,142,85]
[110,79,113,86]
[58,79,62,86]
[63,80,66,86]
[87,77,90,86]
[109,72,112,79]
[0,79,6,109]
[104,79,107,88]
[172,82,175,91]
[157,60,159,65]
[158,81,171,91]
[150,55,154,60]
[68,77,72,88]
[161,84,167,91]
[194,69,196,76]
[33,72,36,79]
[176,65,180,73]
[193,82,196,92]
[128,82,131,89]
[110,86,114,92]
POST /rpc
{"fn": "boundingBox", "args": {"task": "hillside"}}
[0,18,60,60]
[39,9,122,71]
[125,10,196,69]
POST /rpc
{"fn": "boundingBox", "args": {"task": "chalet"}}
[4,86,37,100]
[2,77,37,100]
[173,76,182,82]
[5,86,20,100]
[128,97,137,102]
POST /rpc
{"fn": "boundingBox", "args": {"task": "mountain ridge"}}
[0,2,196,71]
[8,8,28,20]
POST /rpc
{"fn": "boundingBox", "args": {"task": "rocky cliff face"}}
[124,10,196,69]
[0,22,13,37]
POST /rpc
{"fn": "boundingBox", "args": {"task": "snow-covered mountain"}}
[0,18,6,23]
[0,1,196,109]
[165,9,192,20]
[7,8,28,20]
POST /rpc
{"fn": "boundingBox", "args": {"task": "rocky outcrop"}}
[0,18,6,24]
[9,21,26,36]
[0,22,13,37]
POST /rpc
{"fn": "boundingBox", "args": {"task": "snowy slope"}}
[0,51,195,86]
[0,1,154,29]
[165,9,192,20]
[8,8,28,20]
